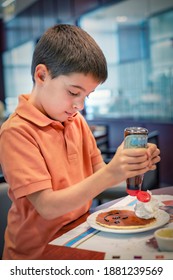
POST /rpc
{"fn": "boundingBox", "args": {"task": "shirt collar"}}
[15,94,77,130]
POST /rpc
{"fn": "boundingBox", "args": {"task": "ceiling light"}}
[2,0,15,8]
[116,16,127,23]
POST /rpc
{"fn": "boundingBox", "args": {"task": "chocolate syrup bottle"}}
[124,127,148,196]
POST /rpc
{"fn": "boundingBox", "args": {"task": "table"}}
[41,186,173,260]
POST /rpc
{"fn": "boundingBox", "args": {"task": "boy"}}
[0,24,160,259]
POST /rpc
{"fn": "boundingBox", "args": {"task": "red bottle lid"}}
[137,191,151,202]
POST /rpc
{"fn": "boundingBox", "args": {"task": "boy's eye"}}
[69,91,79,96]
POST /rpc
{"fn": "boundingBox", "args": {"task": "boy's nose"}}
[73,101,84,111]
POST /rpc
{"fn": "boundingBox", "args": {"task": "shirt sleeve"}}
[0,126,52,199]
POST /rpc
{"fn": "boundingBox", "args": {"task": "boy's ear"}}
[34,64,49,84]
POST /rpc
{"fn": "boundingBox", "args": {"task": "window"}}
[80,1,173,120]
[3,41,34,116]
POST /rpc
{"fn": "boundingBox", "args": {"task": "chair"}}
[91,125,109,151]
[0,165,6,183]
[94,130,160,205]
[0,183,11,259]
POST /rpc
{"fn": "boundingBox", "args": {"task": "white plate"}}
[87,206,170,234]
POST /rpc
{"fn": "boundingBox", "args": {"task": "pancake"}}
[96,209,156,229]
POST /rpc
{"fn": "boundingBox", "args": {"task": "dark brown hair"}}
[31,24,107,83]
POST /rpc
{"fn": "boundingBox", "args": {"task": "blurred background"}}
[0,0,173,188]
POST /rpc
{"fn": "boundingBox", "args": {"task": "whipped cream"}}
[134,191,159,219]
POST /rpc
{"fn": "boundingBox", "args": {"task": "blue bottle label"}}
[124,134,148,148]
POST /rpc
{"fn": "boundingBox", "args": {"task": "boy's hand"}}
[146,143,161,170]
[107,142,160,184]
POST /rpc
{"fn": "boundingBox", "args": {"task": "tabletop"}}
[41,186,173,260]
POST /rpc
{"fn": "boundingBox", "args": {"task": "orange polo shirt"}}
[0,94,103,260]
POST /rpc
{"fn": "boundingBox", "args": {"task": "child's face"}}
[33,72,99,122]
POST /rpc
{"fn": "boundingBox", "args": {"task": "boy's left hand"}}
[146,143,160,171]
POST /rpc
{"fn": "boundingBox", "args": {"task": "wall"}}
[0,0,124,102]
[1,0,124,51]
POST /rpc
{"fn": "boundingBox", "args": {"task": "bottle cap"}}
[137,191,151,202]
